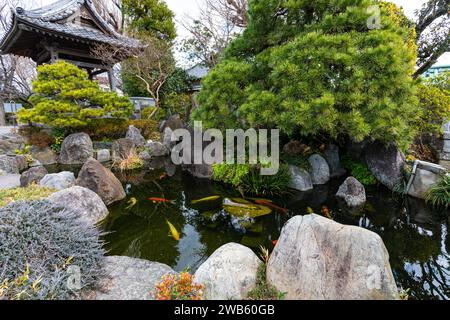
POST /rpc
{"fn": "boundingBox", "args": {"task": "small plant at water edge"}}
[113,150,144,171]
[155,272,204,300]
[212,163,291,196]
[341,156,377,186]
[247,246,285,300]
[50,129,66,154]
[425,174,450,209]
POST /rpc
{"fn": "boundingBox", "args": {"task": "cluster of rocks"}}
[28,158,126,206]
[284,141,366,207]
[82,215,401,300]
[190,215,399,300]
[285,142,346,192]
[285,139,450,206]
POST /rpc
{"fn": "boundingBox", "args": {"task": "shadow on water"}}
[99,166,449,300]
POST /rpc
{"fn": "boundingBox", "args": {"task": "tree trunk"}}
[0,98,6,126]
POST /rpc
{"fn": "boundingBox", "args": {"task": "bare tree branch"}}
[180,0,247,67]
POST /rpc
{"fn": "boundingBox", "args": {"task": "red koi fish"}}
[254,199,289,214]
[148,197,175,204]
[272,240,278,246]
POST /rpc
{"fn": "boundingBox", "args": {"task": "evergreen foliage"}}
[17,61,133,128]
[193,0,419,149]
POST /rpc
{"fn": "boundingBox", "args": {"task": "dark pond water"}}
[56,162,449,300]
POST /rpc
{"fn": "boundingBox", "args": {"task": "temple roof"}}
[0,0,140,57]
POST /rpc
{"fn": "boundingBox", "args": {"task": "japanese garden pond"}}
[47,164,450,300]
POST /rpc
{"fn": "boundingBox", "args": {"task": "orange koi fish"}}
[272,240,278,246]
[254,199,289,214]
[148,197,175,204]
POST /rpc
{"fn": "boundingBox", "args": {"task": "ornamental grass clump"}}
[155,272,204,300]
[212,163,291,196]
[425,175,450,209]
[0,200,105,300]
[113,150,144,172]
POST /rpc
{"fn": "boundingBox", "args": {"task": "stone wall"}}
[440,122,450,170]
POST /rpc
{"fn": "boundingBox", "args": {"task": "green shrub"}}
[212,163,250,187]
[79,118,159,141]
[160,92,192,119]
[141,106,166,121]
[0,200,105,299]
[17,61,133,129]
[341,156,377,185]
[50,129,66,154]
[242,164,291,196]
[192,0,419,150]
[415,72,450,137]
[425,174,450,209]
[212,163,290,196]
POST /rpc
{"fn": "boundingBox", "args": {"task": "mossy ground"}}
[0,184,56,207]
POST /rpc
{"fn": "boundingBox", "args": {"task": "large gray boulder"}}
[0,155,28,174]
[20,166,48,187]
[88,256,176,300]
[267,215,399,300]
[146,141,169,157]
[126,125,146,147]
[40,171,75,190]
[0,132,25,155]
[308,154,330,185]
[76,158,126,205]
[324,144,346,178]
[0,174,21,189]
[48,186,109,225]
[59,133,94,164]
[288,165,313,191]
[161,127,176,149]
[365,142,405,190]
[194,243,261,300]
[30,146,57,165]
[407,160,448,200]
[112,138,135,162]
[336,177,366,207]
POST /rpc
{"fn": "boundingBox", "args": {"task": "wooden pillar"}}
[108,69,116,91]
[49,47,58,63]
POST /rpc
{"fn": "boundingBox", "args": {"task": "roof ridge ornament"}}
[16,7,24,15]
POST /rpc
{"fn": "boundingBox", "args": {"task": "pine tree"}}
[193,0,419,149]
[17,61,133,128]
